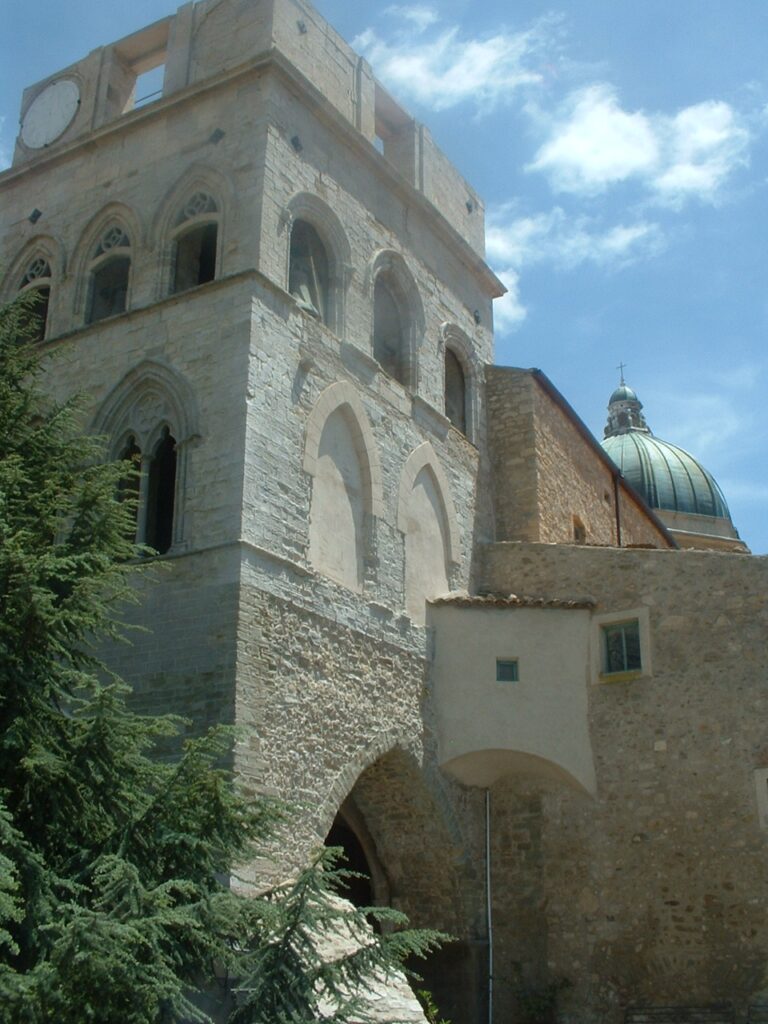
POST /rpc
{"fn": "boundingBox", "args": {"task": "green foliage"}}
[232,848,446,1024]
[416,988,452,1024]
[0,292,444,1023]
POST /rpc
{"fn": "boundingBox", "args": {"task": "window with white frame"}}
[602,620,641,674]
[592,607,651,682]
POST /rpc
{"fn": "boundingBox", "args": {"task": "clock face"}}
[21,80,80,149]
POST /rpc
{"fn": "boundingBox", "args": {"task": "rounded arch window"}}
[19,256,52,341]
[289,219,329,323]
[171,191,219,294]
[87,224,131,324]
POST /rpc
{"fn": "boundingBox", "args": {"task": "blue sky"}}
[2,1,767,552]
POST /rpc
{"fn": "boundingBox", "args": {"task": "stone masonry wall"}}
[531,378,671,549]
[485,367,670,549]
[480,542,768,1023]
[485,367,541,542]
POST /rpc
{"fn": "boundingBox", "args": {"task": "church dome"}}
[608,383,638,404]
[601,431,731,519]
[600,376,746,550]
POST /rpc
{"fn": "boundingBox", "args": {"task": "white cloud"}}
[383,6,439,33]
[529,85,659,192]
[653,101,751,204]
[529,85,751,204]
[486,204,664,270]
[493,268,527,334]
[353,18,552,111]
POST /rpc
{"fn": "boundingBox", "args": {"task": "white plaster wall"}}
[429,604,597,793]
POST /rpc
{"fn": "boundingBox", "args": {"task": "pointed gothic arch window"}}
[171,191,218,293]
[117,434,142,541]
[373,273,406,384]
[87,224,131,323]
[94,361,198,558]
[289,220,329,322]
[19,256,52,341]
[444,348,467,434]
[145,427,177,555]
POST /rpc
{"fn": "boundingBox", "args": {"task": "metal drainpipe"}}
[613,471,622,547]
[486,788,494,1024]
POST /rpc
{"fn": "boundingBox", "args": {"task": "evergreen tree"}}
[0,292,443,1024]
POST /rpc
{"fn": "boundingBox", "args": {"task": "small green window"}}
[496,659,519,683]
[602,620,641,674]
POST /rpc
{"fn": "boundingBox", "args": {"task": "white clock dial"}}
[21,80,80,149]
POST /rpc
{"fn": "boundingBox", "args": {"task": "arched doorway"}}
[321,749,488,1024]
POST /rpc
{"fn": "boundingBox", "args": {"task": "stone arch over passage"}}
[318,744,482,1023]
[398,442,460,623]
[303,382,383,591]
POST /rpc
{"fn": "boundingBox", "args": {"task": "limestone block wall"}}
[30,278,255,551]
[485,367,671,549]
[11,0,486,255]
[231,570,490,1021]
[2,80,271,335]
[479,542,768,1022]
[109,546,241,742]
[485,367,539,542]
[256,75,496,389]
[240,273,485,619]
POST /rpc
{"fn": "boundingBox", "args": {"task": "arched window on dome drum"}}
[373,273,406,385]
[145,428,177,555]
[289,220,329,322]
[19,257,52,342]
[172,192,218,293]
[87,225,131,324]
[444,348,466,434]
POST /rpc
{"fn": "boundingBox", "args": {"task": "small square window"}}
[496,659,519,683]
[602,620,641,674]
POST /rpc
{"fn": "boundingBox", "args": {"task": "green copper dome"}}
[608,383,638,404]
[601,431,732,519]
[600,378,733,522]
